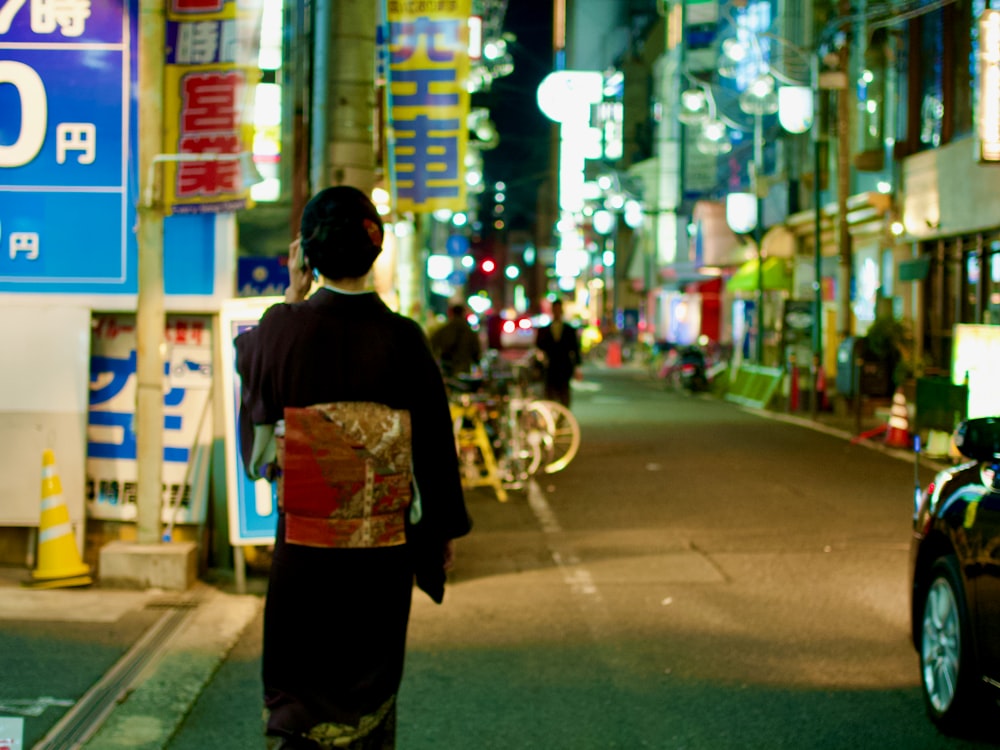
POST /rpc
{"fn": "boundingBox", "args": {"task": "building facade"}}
[562,0,999,405]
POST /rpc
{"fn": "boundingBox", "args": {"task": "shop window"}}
[855,29,888,170]
[917,10,945,149]
[964,249,980,324]
[988,242,1000,325]
[902,4,975,153]
[970,0,991,141]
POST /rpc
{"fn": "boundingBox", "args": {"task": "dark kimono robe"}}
[235,288,471,744]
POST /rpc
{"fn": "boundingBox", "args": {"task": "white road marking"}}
[527,479,603,604]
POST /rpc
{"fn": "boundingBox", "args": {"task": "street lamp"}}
[714,14,852,411]
[737,73,778,364]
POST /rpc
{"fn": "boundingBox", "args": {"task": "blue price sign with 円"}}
[0,0,138,292]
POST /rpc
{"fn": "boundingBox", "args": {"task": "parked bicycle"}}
[446,353,580,499]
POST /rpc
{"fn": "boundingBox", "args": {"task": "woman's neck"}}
[320,275,369,293]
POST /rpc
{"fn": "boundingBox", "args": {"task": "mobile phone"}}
[295,237,309,271]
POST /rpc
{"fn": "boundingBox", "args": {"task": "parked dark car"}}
[910,416,1000,733]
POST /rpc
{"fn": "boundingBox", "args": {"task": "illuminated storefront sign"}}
[387,0,471,213]
[537,71,603,213]
[953,324,1000,417]
[979,9,1000,162]
[0,0,135,289]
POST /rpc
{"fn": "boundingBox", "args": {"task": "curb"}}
[740,405,954,473]
[80,584,262,750]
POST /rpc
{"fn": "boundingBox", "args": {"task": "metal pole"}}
[754,112,765,364]
[836,0,853,344]
[136,0,166,545]
[812,52,823,417]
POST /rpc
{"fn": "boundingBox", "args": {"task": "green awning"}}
[725,257,792,293]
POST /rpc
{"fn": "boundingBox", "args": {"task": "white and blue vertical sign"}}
[220,297,281,546]
[0,0,140,292]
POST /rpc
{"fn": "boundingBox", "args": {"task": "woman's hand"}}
[285,237,313,304]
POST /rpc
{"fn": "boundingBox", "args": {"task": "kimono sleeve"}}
[234,312,282,474]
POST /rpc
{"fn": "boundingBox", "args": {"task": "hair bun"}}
[299,186,384,279]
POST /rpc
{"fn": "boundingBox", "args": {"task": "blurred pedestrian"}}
[429,303,482,377]
[235,185,471,750]
[535,298,582,408]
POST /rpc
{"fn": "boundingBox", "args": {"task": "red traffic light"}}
[480,258,496,274]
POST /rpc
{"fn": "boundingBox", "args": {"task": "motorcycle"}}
[663,344,727,393]
[676,345,709,392]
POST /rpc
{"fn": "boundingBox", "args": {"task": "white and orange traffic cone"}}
[815,364,829,411]
[605,340,622,368]
[26,449,92,589]
[885,387,912,450]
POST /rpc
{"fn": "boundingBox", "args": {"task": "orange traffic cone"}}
[605,340,622,368]
[815,365,829,411]
[26,450,92,589]
[885,388,912,449]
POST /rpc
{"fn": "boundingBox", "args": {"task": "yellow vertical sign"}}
[387,0,471,213]
[162,0,262,214]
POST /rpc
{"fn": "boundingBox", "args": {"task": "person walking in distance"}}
[235,185,472,750]
[429,303,482,377]
[535,298,582,408]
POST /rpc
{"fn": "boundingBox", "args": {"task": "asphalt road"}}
[170,366,996,749]
[3,364,997,749]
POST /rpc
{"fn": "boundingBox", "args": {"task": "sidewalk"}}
[0,568,262,750]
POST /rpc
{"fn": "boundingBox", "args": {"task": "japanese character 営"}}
[180,71,244,134]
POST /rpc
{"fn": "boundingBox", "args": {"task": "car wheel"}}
[920,555,980,732]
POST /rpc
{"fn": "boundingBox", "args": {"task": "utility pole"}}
[136,0,167,544]
[287,0,312,235]
[836,0,853,343]
[313,0,377,193]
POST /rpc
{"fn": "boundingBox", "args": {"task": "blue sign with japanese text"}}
[0,0,137,290]
[0,0,219,296]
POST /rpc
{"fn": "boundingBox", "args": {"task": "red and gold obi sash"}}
[276,402,412,549]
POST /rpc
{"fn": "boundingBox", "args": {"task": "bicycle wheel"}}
[527,399,581,474]
[497,409,544,486]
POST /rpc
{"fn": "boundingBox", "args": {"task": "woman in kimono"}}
[235,186,471,749]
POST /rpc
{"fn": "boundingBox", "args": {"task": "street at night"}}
[5,364,994,749]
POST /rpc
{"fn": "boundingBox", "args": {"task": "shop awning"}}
[725,257,792,293]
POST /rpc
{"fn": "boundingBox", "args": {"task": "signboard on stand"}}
[220,297,281,546]
[953,324,1000,418]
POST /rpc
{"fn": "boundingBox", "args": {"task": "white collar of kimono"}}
[322,283,370,296]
